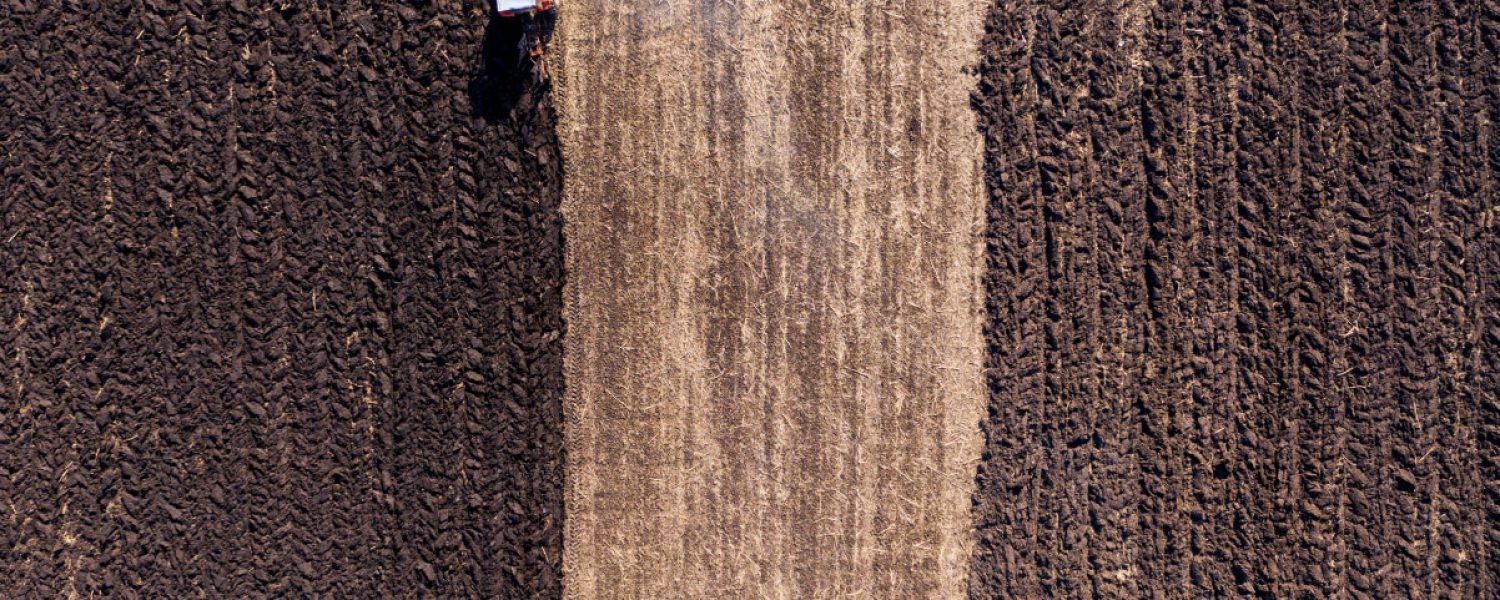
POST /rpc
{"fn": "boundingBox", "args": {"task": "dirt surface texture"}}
[6,0,1497,598]
[1,2,563,597]
[555,1,988,598]
[970,1,1498,598]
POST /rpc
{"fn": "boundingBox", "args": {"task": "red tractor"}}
[493,0,556,78]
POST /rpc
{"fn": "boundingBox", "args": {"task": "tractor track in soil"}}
[969,1,1498,597]
[1,3,563,596]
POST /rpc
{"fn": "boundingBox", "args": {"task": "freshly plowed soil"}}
[1,3,563,597]
[970,1,1497,598]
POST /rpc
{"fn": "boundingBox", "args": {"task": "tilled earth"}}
[4,1,1498,599]
[970,1,1497,598]
[1,2,563,597]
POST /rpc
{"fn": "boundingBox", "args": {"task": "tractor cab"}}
[491,0,556,79]
[493,0,553,16]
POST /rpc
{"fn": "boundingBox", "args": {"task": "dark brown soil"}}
[970,1,1497,598]
[0,2,563,597]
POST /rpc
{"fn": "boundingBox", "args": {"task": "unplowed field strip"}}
[556,1,988,597]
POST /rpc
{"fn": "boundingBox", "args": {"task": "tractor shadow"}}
[470,15,528,120]
[470,12,556,122]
